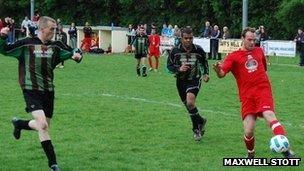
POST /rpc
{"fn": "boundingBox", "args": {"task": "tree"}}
[276,0,304,39]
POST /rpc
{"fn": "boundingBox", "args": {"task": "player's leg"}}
[186,92,207,141]
[148,54,153,71]
[262,110,294,158]
[141,56,147,77]
[155,55,160,71]
[135,57,141,76]
[263,110,286,135]
[243,114,256,158]
[30,111,59,170]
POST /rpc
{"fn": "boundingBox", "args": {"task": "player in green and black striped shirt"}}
[132,26,149,77]
[0,16,82,171]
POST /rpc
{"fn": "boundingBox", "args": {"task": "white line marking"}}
[61,92,299,127]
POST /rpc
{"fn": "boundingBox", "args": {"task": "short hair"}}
[38,16,56,29]
[241,27,255,38]
[181,26,193,37]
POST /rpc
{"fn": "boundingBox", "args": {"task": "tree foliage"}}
[1,0,303,39]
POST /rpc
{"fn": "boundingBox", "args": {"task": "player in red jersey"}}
[148,27,161,71]
[213,27,295,158]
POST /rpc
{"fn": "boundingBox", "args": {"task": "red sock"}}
[270,120,286,135]
[244,135,255,153]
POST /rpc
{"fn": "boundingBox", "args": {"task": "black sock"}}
[41,140,57,167]
[16,120,32,130]
[136,67,140,76]
[188,107,203,129]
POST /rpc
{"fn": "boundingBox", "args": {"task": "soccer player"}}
[132,26,149,77]
[148,26,161,72]
[167,26,209,141]
[213,27,295,158]
[0,16,83,171]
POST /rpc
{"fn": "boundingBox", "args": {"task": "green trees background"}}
[0,0,303,39]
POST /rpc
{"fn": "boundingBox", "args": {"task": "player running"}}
[0,16,83,171]
[167,26,209,141]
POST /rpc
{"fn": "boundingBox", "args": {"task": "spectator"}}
[259,26,269,42]
[210,25,221,60]
[55,18,63,41]
[255,26,262,47]
[222,26,230,39]
[21,16,31,37]
[56,28,68,68]
[173,25,181,47]
[126,24,135,53]
[167,24,174,37]
[200,21,212,59]
[32,10,40,25]
[68,22,77,49]
[199,21,212,38]
[294,28,304,66]
[161,23,169,37]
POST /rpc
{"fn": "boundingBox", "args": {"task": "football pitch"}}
[0,53,303,170]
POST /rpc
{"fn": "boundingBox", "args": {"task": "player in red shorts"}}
[148,27,161,71]
[213,27,295,158]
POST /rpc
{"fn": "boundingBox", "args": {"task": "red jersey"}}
[221,47,271,101]
[148,34,160,53]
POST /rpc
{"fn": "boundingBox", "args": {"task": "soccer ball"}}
[269,135,290,153]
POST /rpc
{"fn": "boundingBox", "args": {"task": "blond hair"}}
[38,16,56,29]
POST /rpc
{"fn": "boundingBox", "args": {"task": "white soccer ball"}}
[269,135,290,153]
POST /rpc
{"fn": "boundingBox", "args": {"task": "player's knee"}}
[186,102,195,110]
[36,120,49,131]
[244,127,254,137]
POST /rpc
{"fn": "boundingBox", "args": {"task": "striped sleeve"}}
[0,36,28,60]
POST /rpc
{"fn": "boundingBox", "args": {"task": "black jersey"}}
[132,34,149,54]
[167,43,209,80]
[0,36,80,91]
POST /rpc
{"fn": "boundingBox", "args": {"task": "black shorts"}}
[134,53,147,59]
[176,79,202,102]
[23,89,55,118]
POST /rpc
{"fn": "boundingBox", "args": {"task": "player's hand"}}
[132,46,135,51]
[72,53,82,61]
[0,27,9,36]
[72,49,83,62]
[203,74,209,82]
[179,63,190,72]
[212,61,221,71]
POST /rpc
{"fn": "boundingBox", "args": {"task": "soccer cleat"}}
[193,129,202,141]
[149,68,153,71]
[50,164,61,171]
[246,151,255,158]
[282,150,295,158]
[12,117,21,140]
[193,117,207,141]
[142,66,147,77]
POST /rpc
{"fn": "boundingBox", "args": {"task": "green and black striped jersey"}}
[167,43,209,81]
[0,36,80,91]
[132,34,149,54]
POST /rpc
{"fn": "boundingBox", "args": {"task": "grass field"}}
[0,53,303,171]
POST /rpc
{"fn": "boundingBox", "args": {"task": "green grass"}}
[0,53,303,171]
